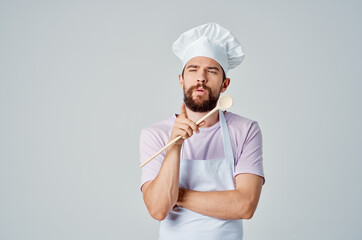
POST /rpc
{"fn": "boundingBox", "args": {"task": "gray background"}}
[1,0,361,239]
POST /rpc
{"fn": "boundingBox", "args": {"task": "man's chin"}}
[193,93,209,100]
[192,97,209,106]
[184,90,218,112]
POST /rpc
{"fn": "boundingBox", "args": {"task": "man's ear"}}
[179,74,184,88]
[220,78,231,93]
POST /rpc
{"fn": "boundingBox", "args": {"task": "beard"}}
[183,83,221,112]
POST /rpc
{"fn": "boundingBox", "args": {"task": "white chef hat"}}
[172,22,244,73]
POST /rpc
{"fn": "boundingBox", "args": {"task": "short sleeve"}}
[234,122,265,184]
[139,128,166,191]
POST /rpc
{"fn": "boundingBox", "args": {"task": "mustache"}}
[186,83,213,94]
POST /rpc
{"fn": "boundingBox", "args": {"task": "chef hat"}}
[172,22,244,73]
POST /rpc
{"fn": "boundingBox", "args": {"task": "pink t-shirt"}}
[139,111,265,190]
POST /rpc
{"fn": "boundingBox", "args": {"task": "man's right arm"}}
[141,103,201,221]
[141,144,182,220]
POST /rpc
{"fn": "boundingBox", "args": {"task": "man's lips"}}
[194,88,207,95]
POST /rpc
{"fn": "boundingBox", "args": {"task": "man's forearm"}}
[143,144,182,220]
[176,188,255,220]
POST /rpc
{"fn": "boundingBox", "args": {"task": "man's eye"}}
[189,69,196,72]
[208,71,216,74]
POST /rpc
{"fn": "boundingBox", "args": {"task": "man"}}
[140,22,265,240]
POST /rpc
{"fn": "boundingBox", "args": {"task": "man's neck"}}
[185,107,220,128]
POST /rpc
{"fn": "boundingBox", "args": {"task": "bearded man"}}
[139,22,265,240]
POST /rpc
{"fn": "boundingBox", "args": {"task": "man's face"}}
[180,56,229,112]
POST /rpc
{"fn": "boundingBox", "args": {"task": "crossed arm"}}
[176,173,263,220]
[142,169,263,220]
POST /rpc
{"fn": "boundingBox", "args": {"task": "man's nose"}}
[197,72,207,83]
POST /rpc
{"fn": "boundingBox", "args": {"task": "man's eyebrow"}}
[207,66,220,71]
[186,65,199,69]
[186,65,220,71]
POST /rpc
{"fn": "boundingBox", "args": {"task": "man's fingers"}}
[180,103,188,118]
[173,127,190,140]
[198,121,205,127]
[176,117,199,134]
[173,103,204,141]
[175,123,193,138]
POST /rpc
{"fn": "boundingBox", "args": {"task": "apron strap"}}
[219,110,235,173]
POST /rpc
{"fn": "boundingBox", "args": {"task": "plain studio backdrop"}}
[1,0,361,239]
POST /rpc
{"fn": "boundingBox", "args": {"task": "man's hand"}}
[170,103,204,145]
[176,188,186,205]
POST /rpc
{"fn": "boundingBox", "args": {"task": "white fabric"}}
[159,110,243,240]
[172,22,245,73]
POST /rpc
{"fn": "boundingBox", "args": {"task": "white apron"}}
[159,110,243,240]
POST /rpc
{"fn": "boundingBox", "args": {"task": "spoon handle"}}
[195,108,219,125]
[140,135,182,168]
[140,107,219,168]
